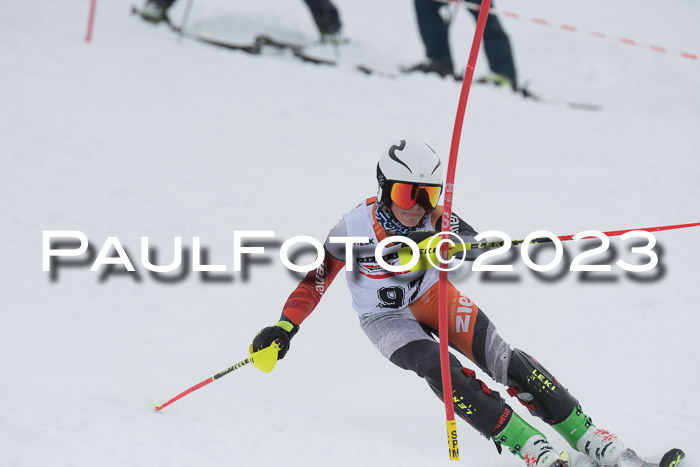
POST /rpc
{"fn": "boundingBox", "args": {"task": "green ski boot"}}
[495,410,570,466]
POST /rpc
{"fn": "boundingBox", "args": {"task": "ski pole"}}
[177,0,195,41]
[154,341,280,412]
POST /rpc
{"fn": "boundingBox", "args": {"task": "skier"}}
[252,139,628,467]
[405,0,518,87]
[139,0,343,41]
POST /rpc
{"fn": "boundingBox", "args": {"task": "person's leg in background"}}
[466,0,518,87]
[140,0,177,23]
[407,0,454,77]
[302,0,342,39]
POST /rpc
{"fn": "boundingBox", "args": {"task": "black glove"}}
[407,229,437,244]
[252,320,299,360]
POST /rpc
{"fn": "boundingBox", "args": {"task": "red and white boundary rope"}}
[437,0,698,61]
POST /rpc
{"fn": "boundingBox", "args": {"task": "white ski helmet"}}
[376,139,443,211]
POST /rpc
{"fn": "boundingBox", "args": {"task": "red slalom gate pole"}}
[558,221,700,241]
[438,0,492,461]
[474,221,700,249]
[85,0,97,43]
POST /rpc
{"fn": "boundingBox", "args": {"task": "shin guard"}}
[425,365,512,438]
[506,348,578,425]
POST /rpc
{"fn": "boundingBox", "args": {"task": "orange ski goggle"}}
[390,182,441,211]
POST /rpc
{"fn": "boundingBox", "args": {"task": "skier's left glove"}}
[251,320,299,360]
[407,229,437,244]
[406,229,485,261]
[408,230,463,258]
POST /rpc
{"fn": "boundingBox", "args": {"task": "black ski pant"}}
[303,0,342,35]
[386,312,578,437]
[413,0,517,84]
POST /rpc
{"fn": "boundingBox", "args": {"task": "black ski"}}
[658,449,685,467]
[394,67,602,111]
[583,448,685,467]
[131,5,601,110]
[132,7,390,73]
[131,6,261,53]
[458,73,602,111]
[132,6,342,64]
[255,35,335,66]
[622,448,685,467]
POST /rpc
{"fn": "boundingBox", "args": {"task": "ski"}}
[457,73,602,111]
[395,67,602,110]
[132,6,341,63]
[131,5,601,110]
[132,6,261,54]
[583,448,685,467]
[658,449,686,467]
[520,90,602,112]
[179,34,261,54]
[255,35,336,66]
[621,448,685,467]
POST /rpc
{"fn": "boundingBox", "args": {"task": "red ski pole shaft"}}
[154,357,252,411]
[439,0,492,461]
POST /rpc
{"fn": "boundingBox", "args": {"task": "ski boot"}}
[140,0,170,23]
[402,60,455,79]
[576,427,625,466]
[476,72,517,90]
[522,436,571,467]
[553,405,625,466]
[319,31,349,46]
[495,411,570,467]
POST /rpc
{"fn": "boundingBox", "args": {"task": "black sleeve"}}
[433,212,489,261]
[433,212,478,237]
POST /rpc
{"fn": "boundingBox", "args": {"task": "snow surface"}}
[1,0,699,466]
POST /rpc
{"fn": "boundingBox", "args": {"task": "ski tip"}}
[660,448,685,467]
[153,403,163,413]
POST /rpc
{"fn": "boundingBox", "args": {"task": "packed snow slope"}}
[1,0,699,466]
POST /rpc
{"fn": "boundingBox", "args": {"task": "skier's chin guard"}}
[506,348,578,425]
